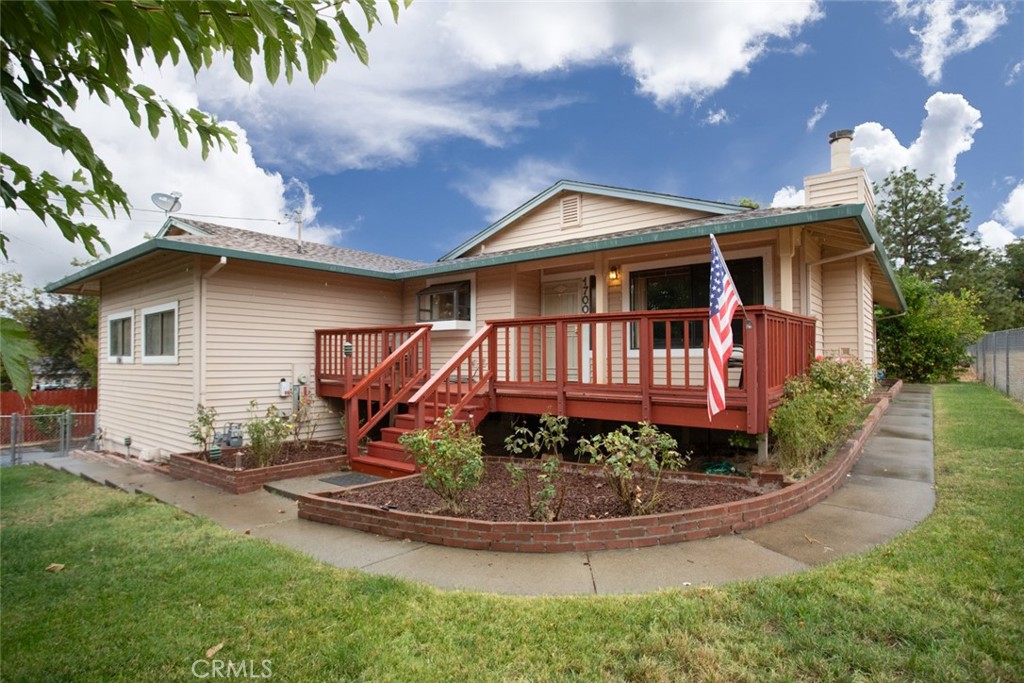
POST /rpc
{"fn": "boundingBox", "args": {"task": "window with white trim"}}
[107,310,133,362]
[416,279,473,330]
[626,253,768,351]
[141,302,177,363]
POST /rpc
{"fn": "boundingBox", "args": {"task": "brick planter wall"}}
[298,382,901,552]
[170,452,348,494]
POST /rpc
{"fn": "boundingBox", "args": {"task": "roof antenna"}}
[291,209,304,254]
[151,191,182,213]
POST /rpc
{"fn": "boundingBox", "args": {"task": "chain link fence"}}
[1,412,98,466]
[968,328,1024,404]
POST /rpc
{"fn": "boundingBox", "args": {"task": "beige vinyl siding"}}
[480,194,709,254]
[514,270,541,317]
[805,239,825,355]
[821,259,859,357]
[804,168,875,216]
[203,260,402,441]
[860,258,876,365]
[97,253,195,456]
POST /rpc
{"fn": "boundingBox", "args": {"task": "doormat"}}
[320,472,384,488]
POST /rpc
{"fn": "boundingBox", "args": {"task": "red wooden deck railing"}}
[317,307,815,438]
[341,326,431,458]
[406,323,496,430]
[315,325,424,397]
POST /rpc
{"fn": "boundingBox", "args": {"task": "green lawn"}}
[2,383,1022,682]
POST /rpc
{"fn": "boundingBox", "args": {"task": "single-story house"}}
[48,130,903,475]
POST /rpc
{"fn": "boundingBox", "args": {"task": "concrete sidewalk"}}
[40,386,935,596]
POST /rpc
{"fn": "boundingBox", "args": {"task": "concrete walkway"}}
[39,385,935,596]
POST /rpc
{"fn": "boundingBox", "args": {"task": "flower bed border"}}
[297,382,901,552]
[169,446,348,494]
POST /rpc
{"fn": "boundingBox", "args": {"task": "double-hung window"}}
[141,302,177,363]
[107,310,133,362]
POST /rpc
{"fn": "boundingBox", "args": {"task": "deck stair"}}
[348,399,489,479]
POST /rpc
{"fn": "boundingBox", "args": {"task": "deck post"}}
[756,432,769,465]
[555,320,567,415]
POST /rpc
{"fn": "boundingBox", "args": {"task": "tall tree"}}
[874,168,975,289]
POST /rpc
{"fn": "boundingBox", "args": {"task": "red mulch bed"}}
[180,441,345,470]
[337,460,776,522]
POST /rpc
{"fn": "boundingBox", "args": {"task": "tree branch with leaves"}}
[0,0,410,396]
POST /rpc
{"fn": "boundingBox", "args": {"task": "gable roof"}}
[438,179,748,261]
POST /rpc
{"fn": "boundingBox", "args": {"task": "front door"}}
[542,277,593,382]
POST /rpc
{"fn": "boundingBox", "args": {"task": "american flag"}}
[707,235,741,420]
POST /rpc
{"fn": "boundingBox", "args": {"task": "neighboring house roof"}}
[46,200,903,310]
[438,179,749,261]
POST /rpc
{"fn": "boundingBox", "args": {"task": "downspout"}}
[198,257,227,406]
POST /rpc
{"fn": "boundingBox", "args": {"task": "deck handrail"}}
[315,325,424,388]
[343,326,431,456]
[407,323,495,430]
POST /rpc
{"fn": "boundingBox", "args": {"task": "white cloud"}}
[892,0,1008,83]
[996,181,1024,228]
[455,158,578,222]
[977,220,1017,250]
[1007,60,1024,85]
[195,1,822,173]
[704,108,731,126]
[806,101,829,131]
[771,186,805,207]
[851,92,981,186]
[1,63,330,289]
[974,182,1023,251]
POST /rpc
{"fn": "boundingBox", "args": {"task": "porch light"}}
[608,266,620,282]
[343,341,354,358]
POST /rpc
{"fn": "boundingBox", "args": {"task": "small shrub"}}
[770,356,874,478]
[398,408,484,515]
[31,405,71,440]
[291,393,319,450]
[504,414,570,521]
[187,404,218,458]
[245,400,292,468]
[576,422,688,516]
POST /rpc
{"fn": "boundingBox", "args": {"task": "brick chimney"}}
[803,129,874,216]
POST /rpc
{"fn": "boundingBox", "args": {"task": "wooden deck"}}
[316,308,815,475]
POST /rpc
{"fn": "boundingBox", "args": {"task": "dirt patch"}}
[179,441,345,470]
[336,460,775,522]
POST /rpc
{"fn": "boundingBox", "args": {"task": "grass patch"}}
[2,383,1022,682]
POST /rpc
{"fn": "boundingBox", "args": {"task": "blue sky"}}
[4,0,1023,288]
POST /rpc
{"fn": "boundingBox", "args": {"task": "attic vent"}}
[560,194,582,227]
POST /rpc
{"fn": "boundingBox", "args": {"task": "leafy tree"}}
[876,273,985,382]
[1,0,409,260]
[947,245,1024,332]
[1,0,409,393]
[874,168,975,289]
[1004,239,1024,310]
[1,270,98,389]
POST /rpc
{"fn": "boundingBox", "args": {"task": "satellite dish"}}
[151,192,182,213]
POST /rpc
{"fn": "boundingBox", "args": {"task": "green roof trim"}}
[45,237,401,293]
[438,179,748,261]
[47,203,903,312]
